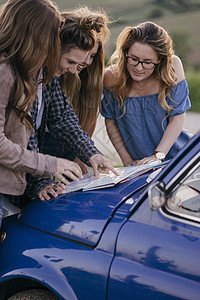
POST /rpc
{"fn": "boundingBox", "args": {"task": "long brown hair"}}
[109,21,177,113]
[0,0,62,125]
[60,7,109,136]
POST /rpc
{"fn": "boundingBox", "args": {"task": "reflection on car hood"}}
[19,175,149,246]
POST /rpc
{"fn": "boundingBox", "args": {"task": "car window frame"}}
[160,152,200,228]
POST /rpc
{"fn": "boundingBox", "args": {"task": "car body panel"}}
[0,132,199,299]
[0,216,110,300]
[19,175,148,246]
[149,131,200,190]
[108,199,200,300]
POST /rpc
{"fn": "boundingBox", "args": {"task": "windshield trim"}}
[161,152,200,227]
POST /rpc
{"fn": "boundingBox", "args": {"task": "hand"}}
[136,155,161,166]
[53,158,83,185]
[123,159,138,167]
[38,182,66,201]
[74,157,88,175]
[89,154,119,179]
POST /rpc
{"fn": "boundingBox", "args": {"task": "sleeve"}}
[168,79,191,117]
[101,86,117,119]
[24,173,54,200]
[0,62,57,177]
[28,128,39,152]
[47,78,101,165]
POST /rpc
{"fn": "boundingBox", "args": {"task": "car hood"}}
[19,175,148,246]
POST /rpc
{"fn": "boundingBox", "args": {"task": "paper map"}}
[65,160,169,193]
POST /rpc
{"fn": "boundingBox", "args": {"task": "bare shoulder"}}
[103,66,116,88]
[172,55,185,82]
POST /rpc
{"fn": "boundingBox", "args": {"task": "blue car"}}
[0,132,199,300]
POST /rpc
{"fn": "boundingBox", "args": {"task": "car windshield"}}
[166,164,200,223]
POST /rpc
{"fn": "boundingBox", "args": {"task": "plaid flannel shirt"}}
[26,76,100,199]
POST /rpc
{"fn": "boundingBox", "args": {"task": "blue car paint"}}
[0,175,149,300]
[152,130,200,189]
[0,132,199,299]
[108,199,200,300]
[19,175,148,246]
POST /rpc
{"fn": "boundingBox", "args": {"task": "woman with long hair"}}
[61,7,109,136]
[25,7,117,202]
[0,0,83,219]
[41,7,110,174]
[101,21,191,166]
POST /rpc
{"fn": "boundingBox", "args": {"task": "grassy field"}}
[0,0,199,68]
[0,0,200,110]
[54,0,200,69]
[55,0,200,111]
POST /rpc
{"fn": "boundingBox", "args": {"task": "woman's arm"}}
[103,69,137,166]
[154,56,187,154]
[137,56,188,166]
[155,113,185,154]
[105,118,136,166]
[74,157,88,175]
[137,113,186,166]
[47,78,101,165]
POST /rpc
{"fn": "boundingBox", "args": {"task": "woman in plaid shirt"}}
[24,8,118,203]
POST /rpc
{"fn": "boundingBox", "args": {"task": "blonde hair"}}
[0,0,62,126]
[60,7,110,135]
[109,21,177,113]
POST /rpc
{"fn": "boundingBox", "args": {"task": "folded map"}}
[65,160,169,193]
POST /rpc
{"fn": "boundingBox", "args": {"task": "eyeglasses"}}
[126,56,159,70]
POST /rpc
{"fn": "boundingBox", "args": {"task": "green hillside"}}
[0,0,200,109]
[0,0,200,69]
[54,0,200,70]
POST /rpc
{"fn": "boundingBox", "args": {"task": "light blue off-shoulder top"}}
[101,79,191,160]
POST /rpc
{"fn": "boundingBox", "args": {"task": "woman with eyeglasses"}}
[101,21,191,166]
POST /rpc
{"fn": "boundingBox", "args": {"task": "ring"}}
[54,183,58,188]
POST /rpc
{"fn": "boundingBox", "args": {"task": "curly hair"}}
[60,6,110,136]
[109,21,177,113]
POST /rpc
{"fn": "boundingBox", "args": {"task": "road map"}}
[65,161,169,193]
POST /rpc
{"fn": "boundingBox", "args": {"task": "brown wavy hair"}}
[60,7,110,136]
[0,0,62,126]
[109,21,177,113]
